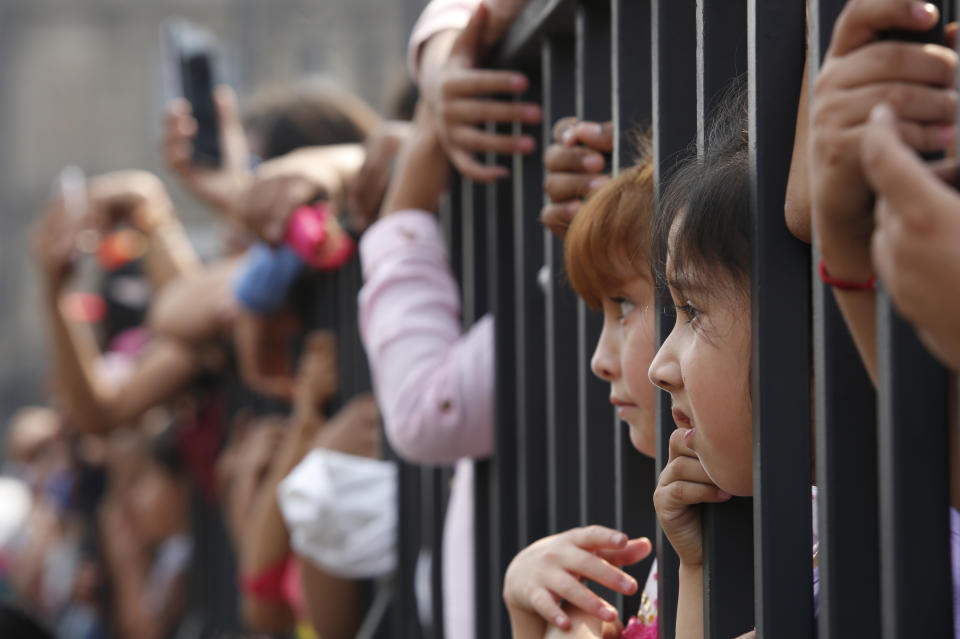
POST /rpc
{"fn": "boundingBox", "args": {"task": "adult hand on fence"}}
[238,150,342,247]
[541,118,613,237]
[294,331,339,414]
[233,310,300,401]
[346,121,413,232]
[379,102,451,216]
[654,427,732,568]
[420,3,542,183]
[163,85,252,215]
[861,102,960,372]
[503,525,650,632]
[810,0,957,283]
[313,394,382,460]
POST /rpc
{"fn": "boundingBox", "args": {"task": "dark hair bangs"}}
[651,76,751,302]
[652,151,751,300]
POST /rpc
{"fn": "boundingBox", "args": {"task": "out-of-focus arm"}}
[359,210,493,464]
[408,0,479,80]
[408,0,529,80]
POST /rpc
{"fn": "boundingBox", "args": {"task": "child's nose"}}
[591,327,621,382]
[648,343,680,392]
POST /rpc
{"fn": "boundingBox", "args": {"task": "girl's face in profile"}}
[592,274,657,458]
[647,220,753,495]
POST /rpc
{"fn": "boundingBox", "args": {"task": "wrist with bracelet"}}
[817,259,876,291]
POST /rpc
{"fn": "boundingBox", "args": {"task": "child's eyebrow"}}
[666,273,707,298]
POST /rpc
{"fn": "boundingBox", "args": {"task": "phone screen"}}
[181,52,221,166]
[160,19,223,167]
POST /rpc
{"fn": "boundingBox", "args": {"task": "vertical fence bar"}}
[541,35,582,537]
[396,461,424,638]
[876,302,952,638]
[652,1,697,636]
[808,0,883,637]
[487,123,520,637]
[512,77,549,548]
[418,466,438,638]
[611,0,658,619]
[696,0,748,153]
[574,0,615,530]
[875,1,954,636]
[695,3,758,636]
[749,2,813,639]
[468,174,494,639]
[573,2,619,612]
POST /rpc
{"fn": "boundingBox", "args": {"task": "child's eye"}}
[612,296,636,321]
[676,301,701,325]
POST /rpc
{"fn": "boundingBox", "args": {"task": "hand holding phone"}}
[161,19,223,167]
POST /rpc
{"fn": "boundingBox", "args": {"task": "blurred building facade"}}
[0,0,425,424]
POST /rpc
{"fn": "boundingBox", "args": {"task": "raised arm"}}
[809,0,957,383]
[34,194,198,433]
[412,1,541,182]
[359,103,493,464]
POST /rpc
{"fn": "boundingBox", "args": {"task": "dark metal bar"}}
[497,0,580,64]
[397,460,424,638]
[469,176,493,639]
[871,2,955,637]
[748,2,812,639]
[416,466,447,638]
[611,0,658,619]
[876,297,952,638]
[652,0,697,636]
[433,468,447,639]
[512,80,549,548]
[574,0,615,531]
[701,498,755,638]
[488,123,520,638]
[419,466,438,638]
[697,3,757,636]
[541,35,582,536]
[696,0,748,155]
[573,2,619,613]
[808,0,883,637]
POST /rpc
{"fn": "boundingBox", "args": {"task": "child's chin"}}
[627,422,656,459]
[703,460,752,497]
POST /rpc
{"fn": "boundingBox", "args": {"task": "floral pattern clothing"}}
[623,559,658,639]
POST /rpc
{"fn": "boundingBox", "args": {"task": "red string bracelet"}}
[817,259,876,291]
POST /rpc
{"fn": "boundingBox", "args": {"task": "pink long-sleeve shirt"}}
[358,210,494,639]
[407,0,528,79]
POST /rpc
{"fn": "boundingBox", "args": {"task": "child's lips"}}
[611,396,637,417]
[671,407,691,427]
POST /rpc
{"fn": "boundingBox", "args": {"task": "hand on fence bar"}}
[346,121,413,233]
[163,85,252,216]
[653,428,732,571]
[541,118,613,237]
[311,394,382,460]
[861,102,960,372]
[502,525,649,633]
[239,145,363,246]
[293,331,339,415]
[233,310,302,400]
[379,102,451,217]
[419,3,541,182]
[810,0,957,381]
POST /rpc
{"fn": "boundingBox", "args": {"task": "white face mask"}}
[278,449,397,579]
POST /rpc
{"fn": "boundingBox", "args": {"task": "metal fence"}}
[253,1,959,638]
[396,0,955,638]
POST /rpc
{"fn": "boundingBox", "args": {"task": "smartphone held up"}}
[161,18,223,168]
